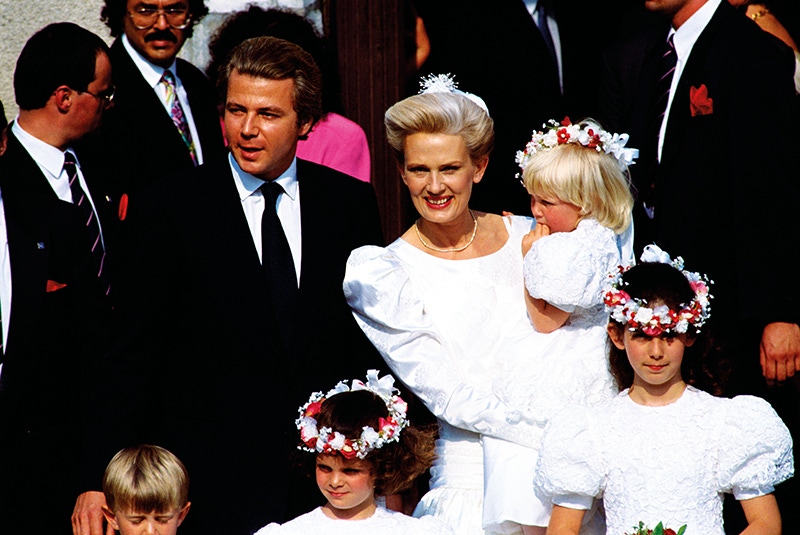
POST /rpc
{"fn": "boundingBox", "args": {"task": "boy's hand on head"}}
[72,491,113,535]
[760,322,800,384]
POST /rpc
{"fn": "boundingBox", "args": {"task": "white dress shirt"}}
[229,154,302,286]
[658,0,721,161]
[122,34,205,165]
[0,192,11,370]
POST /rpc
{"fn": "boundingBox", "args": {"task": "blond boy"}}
[102,445,191,535]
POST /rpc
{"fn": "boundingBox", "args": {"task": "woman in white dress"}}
[343,75,548,535]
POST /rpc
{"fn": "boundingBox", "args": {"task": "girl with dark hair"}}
[535,246,793,535]
[253,371,450,534]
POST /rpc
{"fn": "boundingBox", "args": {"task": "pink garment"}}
[296,112,371,182]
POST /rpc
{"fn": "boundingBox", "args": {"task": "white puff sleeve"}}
[534,408,605,510]
[524,219,619,312]
[344,245,543,448]
[716,395,794,500]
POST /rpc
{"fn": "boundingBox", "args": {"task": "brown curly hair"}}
[608,262,729,396]
[300,389,436,496]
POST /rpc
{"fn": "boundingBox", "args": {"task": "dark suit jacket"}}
[79,38,226,200]
[88,157,385,535]
[0,133,112,534]
[600,1,800,328]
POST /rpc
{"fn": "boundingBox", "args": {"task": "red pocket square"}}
[46,280,67,292]
[690,84,713,116]
[118,193,129,221]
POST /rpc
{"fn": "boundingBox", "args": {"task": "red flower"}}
[340,442,358,459]
[664,529,677,535]
[305,401,323,417]
[556,128,570,144]
[560,116,572,126]
[690,84,713,116]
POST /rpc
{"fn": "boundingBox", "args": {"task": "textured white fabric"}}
[253,506,453,534]
[344,215,545,534]
[482,218,620,534]
[535,386,794,535]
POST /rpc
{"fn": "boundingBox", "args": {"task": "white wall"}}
[0,0,320,123]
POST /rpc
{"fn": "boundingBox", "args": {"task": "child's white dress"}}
[482,218,624,534]
[535,386,794,535]
[252,506,454,534]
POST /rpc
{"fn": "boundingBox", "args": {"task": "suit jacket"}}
[78,38,226,200]
[0,133,112,534]
[88,157,385,535]
[600,1,800,327]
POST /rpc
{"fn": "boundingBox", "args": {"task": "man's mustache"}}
[145,30,177,43]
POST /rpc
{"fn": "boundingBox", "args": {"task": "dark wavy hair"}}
[14,22,110,110]
[300,389,436,497]
[608,262,728,395]
[100,0,209,38]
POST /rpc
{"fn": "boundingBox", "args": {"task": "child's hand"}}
[522,223,550,255]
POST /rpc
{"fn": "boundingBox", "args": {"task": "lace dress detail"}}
[344,216,545,534]
[534,386,794,535]
[253,506,453,534]
[482,219,620,534]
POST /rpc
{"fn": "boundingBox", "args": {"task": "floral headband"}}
[418,73,490,115]
[603,244,713,336]
[515,117,638,175]
[296,370,409,460]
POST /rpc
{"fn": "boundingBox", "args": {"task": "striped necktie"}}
[160,70,198,166]
[63,152,109,296]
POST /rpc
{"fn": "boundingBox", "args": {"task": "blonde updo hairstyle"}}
[521,122,634,234]
[384,92,494,165]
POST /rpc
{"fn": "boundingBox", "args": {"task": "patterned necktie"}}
[64,152,109,295]
[260,181,297,350]
[160,70,198,166]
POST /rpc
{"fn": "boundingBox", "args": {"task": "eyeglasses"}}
[128,6,191,30]
[83,84,115,107]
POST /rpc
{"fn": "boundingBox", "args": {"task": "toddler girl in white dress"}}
[482,118,637,535]
[535,247,794,535]
[253,370,451,535]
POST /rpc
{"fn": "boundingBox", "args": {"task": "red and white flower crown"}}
[603,245,713,336]
[296,370,409,460]
[516,117,638,175]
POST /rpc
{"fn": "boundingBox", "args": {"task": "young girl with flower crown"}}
[481,118,637,535]
[253,370,451,535]
[534,246,793,535]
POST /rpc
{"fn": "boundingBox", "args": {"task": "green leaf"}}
[677,526,687,535]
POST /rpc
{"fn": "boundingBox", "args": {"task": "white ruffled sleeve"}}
[523,220,619,312]
[716,396,794,500]
[344,245,542,448]
[534,408,605,510]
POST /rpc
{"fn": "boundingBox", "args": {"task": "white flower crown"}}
[515,117,638,175]
[603,244,713,336]
[296,370,409,460]
[418,73,490,115]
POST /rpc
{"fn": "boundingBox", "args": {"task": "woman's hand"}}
[522,223,550,256]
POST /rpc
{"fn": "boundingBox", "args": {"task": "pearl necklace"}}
[414,210,478,253]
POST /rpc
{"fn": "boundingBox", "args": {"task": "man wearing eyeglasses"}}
[0,23,115,535]
[83,0,225,198]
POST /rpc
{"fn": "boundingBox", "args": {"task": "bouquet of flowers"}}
[625,521,687,535]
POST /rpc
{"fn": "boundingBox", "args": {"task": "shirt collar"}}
[122,33,178,89]
[229,153,299,202]
[671,0,721,61]
[11,119,75,178]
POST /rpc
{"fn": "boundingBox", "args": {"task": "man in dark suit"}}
[600,1,800,529]
[80,0,225,198]
[0,23,114,534]
[73,36,385,535]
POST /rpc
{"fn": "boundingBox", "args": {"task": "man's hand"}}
[72,491,112,535]
[760,322,800,384]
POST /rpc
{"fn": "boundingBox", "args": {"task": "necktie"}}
[652,34,677,146]
[64,152,108,295]
[536,0,558,71]
[260,181,297,349]
[160,70,198,166]
[643,34,677,219]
